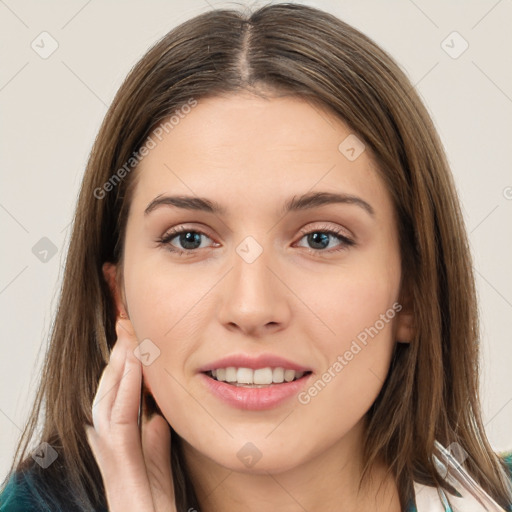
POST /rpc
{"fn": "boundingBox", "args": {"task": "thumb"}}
[85,424,108,479]
[142,412,176,511]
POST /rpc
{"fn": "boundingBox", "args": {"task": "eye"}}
[157,224,356,257]
[295,224,355,254]
[157,227,215,256]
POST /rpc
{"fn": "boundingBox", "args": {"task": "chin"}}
[191,436,309,475]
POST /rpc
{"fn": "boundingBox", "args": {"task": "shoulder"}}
[0,471,45,512]
[499,449,512,481]
[409,450,512,512]
[0,469,108,512]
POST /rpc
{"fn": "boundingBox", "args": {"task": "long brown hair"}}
[3,3,511,510]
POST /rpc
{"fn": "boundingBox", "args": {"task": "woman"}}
[1,3,511,511]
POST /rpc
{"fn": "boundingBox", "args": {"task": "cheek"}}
[301,259,399,342]
[299,259,400,396]
[123,254,206,338]
[122,257,213,417]
[295,276,399,432]
[140,363,207,451]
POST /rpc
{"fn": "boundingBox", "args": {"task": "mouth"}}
[200,365,314,410]
[203,367,313,388]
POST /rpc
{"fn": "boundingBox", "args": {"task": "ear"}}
[102,262,128,319]
[395,308,414,344]
[395,283,415,344]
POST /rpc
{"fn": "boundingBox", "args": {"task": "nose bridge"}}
[217,233,290,334]
[232,233,276,307]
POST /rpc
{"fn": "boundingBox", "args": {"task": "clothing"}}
[1,452,512,511]
[407,450,512,511]
[0,471,108,512]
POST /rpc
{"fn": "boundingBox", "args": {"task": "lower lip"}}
[200,372,312,411]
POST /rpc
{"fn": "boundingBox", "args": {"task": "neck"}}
[180,421,401,512]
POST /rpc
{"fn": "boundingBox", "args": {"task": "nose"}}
[216,239,292,337]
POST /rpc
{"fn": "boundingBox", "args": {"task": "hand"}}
[85,319,176,512]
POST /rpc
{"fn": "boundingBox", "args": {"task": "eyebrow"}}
[144,191,375,217]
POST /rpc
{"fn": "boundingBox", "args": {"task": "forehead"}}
[130,94,394,221]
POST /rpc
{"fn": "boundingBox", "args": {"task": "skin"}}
[101,93,414,511]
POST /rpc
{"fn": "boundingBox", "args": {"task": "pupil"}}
[308,232,329,249]
[180,232,201,249]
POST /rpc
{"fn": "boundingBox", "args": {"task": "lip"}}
[198,353,312,373]
[200,372,313,410]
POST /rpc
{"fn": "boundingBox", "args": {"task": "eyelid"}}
[295,223,356,253]
[158,224,216,246]
[157,222,356,255]
[297,222,354,240]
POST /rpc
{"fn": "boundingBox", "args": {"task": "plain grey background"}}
[1,0,511,480]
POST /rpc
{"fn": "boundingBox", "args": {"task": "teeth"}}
[208,367,307,385]
[237,367,253,384]
[284,369,295,382]
[273,367,284,383]
[254,368,273,385]
[225,367,237,382]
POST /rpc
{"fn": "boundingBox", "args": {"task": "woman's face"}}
[108,93,412,474]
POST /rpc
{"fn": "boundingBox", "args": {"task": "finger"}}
[116,317,136,338]
[91,319,137,430]
[84,424,108,481]
[109,319,142,427]
[91,340,128,429]
[142,413,176,512]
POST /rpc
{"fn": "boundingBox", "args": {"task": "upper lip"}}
[198,354,312,373]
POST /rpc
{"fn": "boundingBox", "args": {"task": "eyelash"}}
[157,224,356,257]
